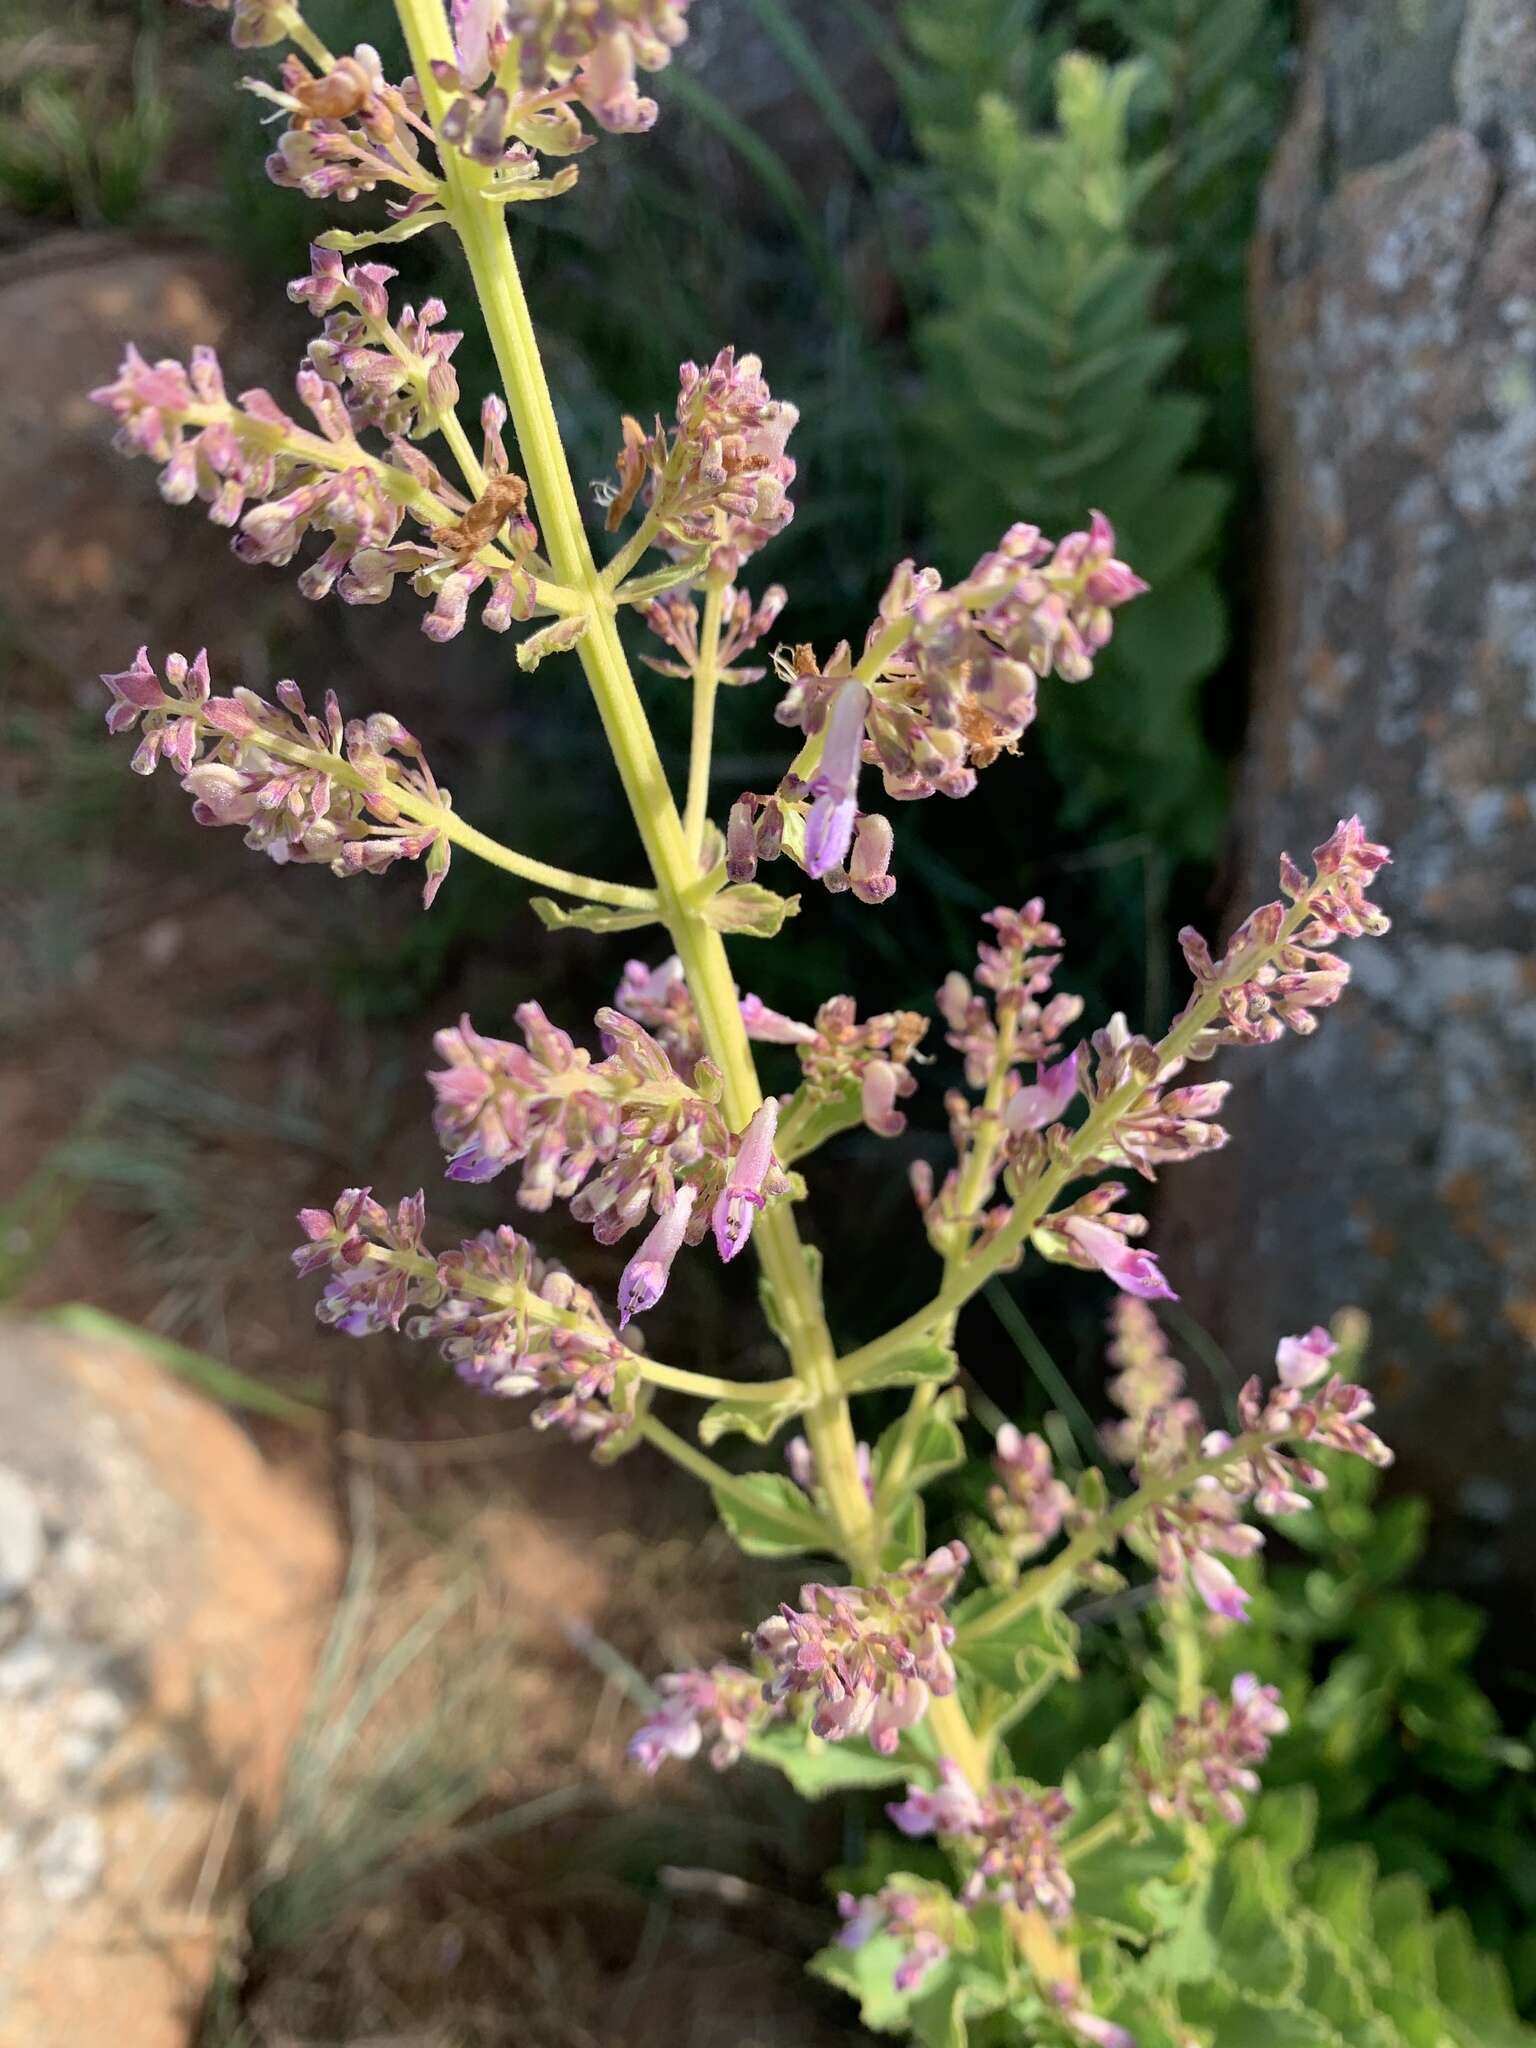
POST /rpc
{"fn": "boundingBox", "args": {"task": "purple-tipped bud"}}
[1274,1325,1336,1388]
[804,681,869,878]
[1190,1550,1251,1622]
[711,1099,778,1263]
[849,811,895,904]
[617,1184,696,1326]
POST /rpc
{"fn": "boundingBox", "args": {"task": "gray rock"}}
[0,1468,43,1603]
[32,1815,104,1905]
[1160,0,1536,1589]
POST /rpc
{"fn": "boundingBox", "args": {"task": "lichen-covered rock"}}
[1161,0,1536,1587]
[0,1318,339,2048]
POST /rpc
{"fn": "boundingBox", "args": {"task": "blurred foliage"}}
[0,1,172,227]
[902,0,1287,856]
[826,1770,1535,2047]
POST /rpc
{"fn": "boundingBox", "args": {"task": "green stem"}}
[956,1432,1271,1650]
[395,0,882,1582]
[281,4,335,70]
[1062,1810,1127,1866]
[640,1415,826,1545]
[683,579,726,856]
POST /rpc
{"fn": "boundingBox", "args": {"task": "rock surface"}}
[1161,0,1536,1585]
[0,1318,339,2048]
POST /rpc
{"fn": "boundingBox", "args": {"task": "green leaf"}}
[316,212,449,252]
[844,1333,958,1396]
[758,1726,912,1801]
[528,896,660,935]
[952,1591,1079,1694]
[777,1078,865,1164]
[700,881,800,937]
[882,1494,927,1569]
[872,1388,968,1504]
[698,1389,804,1447]
[1252,1785,1319,1874]
[711,1473,827,1558]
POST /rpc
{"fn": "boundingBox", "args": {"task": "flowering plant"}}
[87,6,1499,2042]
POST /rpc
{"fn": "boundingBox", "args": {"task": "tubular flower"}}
[1142,1675,1290,1827]
[614,954,705,1077]
[803,680,871,879]
[786,1434,874,1502]
[725,780,897,905]
[753,1544,969,1754]
[617,1184,696,1324]
[711,1099,780,1263]
[604,347,798,578]
[628,1663,771,1773]
[890,1768,1076,1919]
[100,649,453,904]
[837,1879,972,1996]
[1061,1215,1177,1303]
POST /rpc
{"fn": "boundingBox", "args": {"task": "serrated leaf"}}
[528,896,660,935]
[697,1389,804,1447]
[776,1078,866,1164]
[952,1590,1079,1694]
[711,1473,827,1558]
[751,1726,912,1800]
[844,1333,958,1396]
[873,1389,968,1505]
[700,882,800,937]
[1252,1785,1318,1873]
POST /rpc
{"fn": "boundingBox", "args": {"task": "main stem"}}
[396,0,879,1580]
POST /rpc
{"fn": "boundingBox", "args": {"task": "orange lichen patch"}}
[1504,1296,1536,1349]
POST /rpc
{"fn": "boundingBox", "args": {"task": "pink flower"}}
[1064,1217,1177,1301]
[1275,1325,1336,1388]
[1003,1046,1082,1135]
[617,1184,696,1325]
[711,1099,779,1263]
[1189,1549,1251,1622]
[804,680,870,879]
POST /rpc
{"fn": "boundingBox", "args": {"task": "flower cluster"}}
[752,1544,968,1754]
[753,994,930,1141]
[915,901,1086,1243]
[1142,1675,1289,1827]
[248,39,439,207]
[1100,1301,1201,1467]
[1115,1325,1393,1621]
[605,348,798,579]
[429,1006,788,1311]
[90,343,541,640]
[433,0,694,163]
[1178,819,1391,1051]
[837,1878,972,1996]
[101,648,453,903]
[292,1186,433,1334]
[726,778,897,905]
[291,244,463,440]
[986,1425,1076,1565]
[293,1194,641,1445]
[628,1662,770,1773]
[424,1224,640,1442]
[641,582,787,684]
[891,1762,1076,1919]
[772,515,1146,823]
